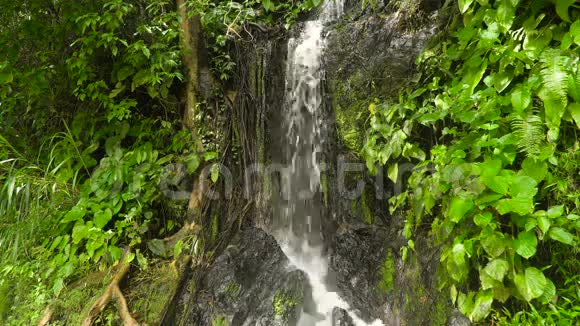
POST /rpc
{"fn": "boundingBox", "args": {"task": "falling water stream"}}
[273,1,383,325]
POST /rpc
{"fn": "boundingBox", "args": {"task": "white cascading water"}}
[274,1,384,325]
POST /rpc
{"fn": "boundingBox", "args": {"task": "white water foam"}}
[276,1,385,325]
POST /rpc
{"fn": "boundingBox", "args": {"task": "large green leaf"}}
[547,205,564,219]
[388,163,399,183]
[539,278,556,304]
[538,215,551,235]
[0,72,14,84]
[567,103,580,129]
[462,61,488,95]
[459,0,475,13]
[72,222,90,244]
[94,208,113,229]
[458,291,475,317]
[493,71,513,93]
[555,0,576,22]
[515,231,537,259]
[484,175,509,195]
[449,197,474,222]
[548,227,574,245]
[474,212,493,227]
[511,86,532,113]
[61,206,86,223]
[496,197,534,215]
[470,290,494,321]
[481,271,501,290]
[571,20,580,41]
[479,158,502,179]
[481,231,507,257]
[262,0,275,11]
[479,23,500,48]
[515,267,547,301]
[447,243,469,282]
[526,267,547,299]
[496,0,516,31]
[484,258,509,281]
[521,158,547,182]
[509,176,538,198]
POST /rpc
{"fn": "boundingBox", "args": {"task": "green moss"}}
[273,290,299,317]
[321,172,329,207]
[211,214,219,241]
[361,189,373,225]
[225,282,241,297]
[430,293,450,326]
[377,249,395,295]
[398,254,433,324]
[212,315,228,326]
[331,73,369,154]
[50,271,112,325]
[125,262,180,325]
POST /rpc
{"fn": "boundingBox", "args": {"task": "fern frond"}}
[540,49,569,105]
[511,112,545,158]
[567,70,580,103]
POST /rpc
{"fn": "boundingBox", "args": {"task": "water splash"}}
[274,1,384,325]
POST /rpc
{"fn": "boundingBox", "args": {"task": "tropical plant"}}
[364,0,580,322]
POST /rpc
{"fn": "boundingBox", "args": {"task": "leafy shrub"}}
[364,0,580,321]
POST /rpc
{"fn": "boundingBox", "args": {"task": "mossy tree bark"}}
[176,0,204,152]
[176,0,213,224]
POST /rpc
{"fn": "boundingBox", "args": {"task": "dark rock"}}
[328,227,390,321]
[448,309,471,326]
[332,307,355,326]
[168,227,309,326]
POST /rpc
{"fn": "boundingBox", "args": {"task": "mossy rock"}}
[125,261,180,324]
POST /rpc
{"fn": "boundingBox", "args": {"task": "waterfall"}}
[273,1,383,325]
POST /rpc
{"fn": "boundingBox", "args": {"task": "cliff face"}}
[164,1,471,325]
[322,2,459,325]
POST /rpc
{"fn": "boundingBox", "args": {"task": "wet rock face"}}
[318,3,462,325]
[448,309,472,326]
[323,0,438,158]
[327,227,390,321]
[332,307,355,326]
[171,228,309,326]
[325,5,436,100]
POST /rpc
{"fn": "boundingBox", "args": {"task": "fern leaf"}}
[540,49,569,106]
[511,112,545,158]
[567,70,580,103]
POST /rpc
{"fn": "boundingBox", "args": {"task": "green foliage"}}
[364,0,580,322]
[377,249,395,295]
[0,0,227,322]
[273,290,299,317]
[1,0,321,322]
[212,315,229,326]
[187,0,321,80]
[67,0,183,121]
[225,282,242,297]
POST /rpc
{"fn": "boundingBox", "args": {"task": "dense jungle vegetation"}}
[0,0,578,324]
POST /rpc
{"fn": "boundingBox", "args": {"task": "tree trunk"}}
[176,0,204,152]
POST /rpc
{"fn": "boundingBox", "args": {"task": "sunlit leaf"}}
[548,227,574,245]
[515,231,537,259]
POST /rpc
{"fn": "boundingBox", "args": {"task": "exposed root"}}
[37,306,53,326]
[82,250,139,326]
[163,222,202,249]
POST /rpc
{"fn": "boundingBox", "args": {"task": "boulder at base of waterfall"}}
[332,307,355,326]
[168,227,310,326]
